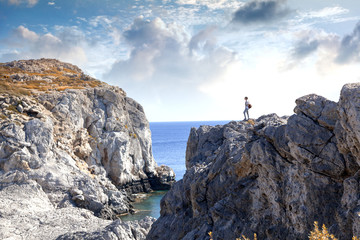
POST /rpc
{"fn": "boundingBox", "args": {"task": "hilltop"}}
[0,58,103,95]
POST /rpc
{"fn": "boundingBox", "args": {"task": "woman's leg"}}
[243,109,248,120]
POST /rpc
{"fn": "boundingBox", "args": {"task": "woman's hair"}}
[244,97,248,100]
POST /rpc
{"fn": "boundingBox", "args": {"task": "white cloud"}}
[48,2,55,5]
[87,15,125,45]
[303,6,349,19]
[286,20,360,70]
[106,17,237,81]
[285,29,339,70]
[176,0,241,10]
[27,0,36,6]
[2,26,87,64]
[296,5,357,24]
[336,21,360,64]
[89,15,114,28]
[103,17,238,121]
[7,0,38,7]
[13,25,39,42]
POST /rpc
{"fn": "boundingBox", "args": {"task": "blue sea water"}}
[121,121,229,221]
[151,121,228,180]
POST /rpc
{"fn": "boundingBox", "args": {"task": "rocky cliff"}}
[148,83,360,239]
[0,59,175,239]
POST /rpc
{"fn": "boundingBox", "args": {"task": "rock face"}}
[0,59,174,239]
[56,217,156,240]
[148,83,360,239]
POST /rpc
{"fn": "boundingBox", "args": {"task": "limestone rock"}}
[0,59,173,240]
[0,178,112,240]
[56,217,156,240]
[5,58,83,74]
[336,83,360,167]
[151,165,176,190]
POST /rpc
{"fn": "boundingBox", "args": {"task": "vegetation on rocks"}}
[0,58,103,96]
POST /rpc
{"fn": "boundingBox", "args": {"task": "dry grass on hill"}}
[0,64,103,96]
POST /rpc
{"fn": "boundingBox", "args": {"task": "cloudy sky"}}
[1,0,360,122]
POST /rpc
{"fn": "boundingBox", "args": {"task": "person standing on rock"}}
[243,96,251,121]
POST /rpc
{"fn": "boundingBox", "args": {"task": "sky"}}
[0,0,360,122]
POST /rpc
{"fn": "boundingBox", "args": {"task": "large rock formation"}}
[0,59,174,239]
[148,83,360,239]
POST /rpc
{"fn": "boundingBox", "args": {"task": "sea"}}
[120,121,229,221]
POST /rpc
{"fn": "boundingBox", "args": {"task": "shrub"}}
[309,222,359,240]
[309,222,337,240]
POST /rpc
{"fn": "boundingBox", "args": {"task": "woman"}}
[243,96,250,121]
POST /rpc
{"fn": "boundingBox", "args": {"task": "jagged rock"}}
[0,178,112,240]
[147,83,360,240]
[295,94,338,131]
[5,58,83,74]
[34,85,174,191]
[150,165,176,190]
[336,83,360,167]
[0,59,173,240]
[56,216,156,240]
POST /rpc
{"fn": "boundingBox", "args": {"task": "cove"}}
[121,121,229,222]
[120,190,167,221]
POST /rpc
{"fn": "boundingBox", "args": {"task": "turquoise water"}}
[120,191,167,221]
[120,121,229,221]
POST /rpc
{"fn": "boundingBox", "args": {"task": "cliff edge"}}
[0,59,175,239]
[148,83,360,239]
